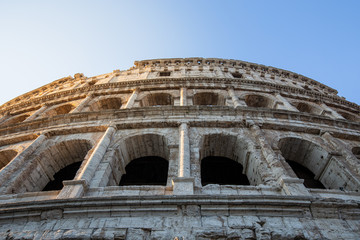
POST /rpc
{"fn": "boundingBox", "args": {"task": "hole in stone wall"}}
[42,161,82,191]
[201,156,250,186]
[286,160,325,189]
[0,149,18,169]
[119,156,168,186]
[244,94,271,108]
[232,73,243,79]
[159,71,171,77]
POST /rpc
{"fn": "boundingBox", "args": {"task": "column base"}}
[172,177,194,195]
[57,179,87,199]
[280,177,310,196]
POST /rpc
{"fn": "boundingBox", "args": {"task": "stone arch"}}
[278,137,358,190]
[244,94,275,108]
[13,139,93,193]
[291,101,322,115]
[113,134,170,186]
[199,134,250,186]
[0,149,18,169]
[193,92,225,106]
[42,103,75,117]
[1,114,30,126]
[338,111,359,122]
[88,97,122,111]
[140,93,174,107]
[352,147,360,159]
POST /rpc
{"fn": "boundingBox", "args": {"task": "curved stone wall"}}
[0,58,359,239]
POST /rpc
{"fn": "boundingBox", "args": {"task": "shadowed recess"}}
[201,156,250,186]
[119,156,168,186]
[0,149,18,169]
[42,161,82,191]
[287,160,325,189]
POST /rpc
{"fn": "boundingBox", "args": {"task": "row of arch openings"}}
[4,134,360,193]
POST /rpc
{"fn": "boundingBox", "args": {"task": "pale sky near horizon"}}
[0,1,359,105]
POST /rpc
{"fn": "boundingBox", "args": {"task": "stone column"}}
[24,105,48,121]
[0,133,47,194]
[274,93,299,112]
[320,103,345,120]
[172,123,194,195]
[248,120,310,195]
[121,88,139,109]
[57,125,116,198]
[179,123,190,178]
[180,87,187,106]
[228,87,246,108]
[71,94,94,113]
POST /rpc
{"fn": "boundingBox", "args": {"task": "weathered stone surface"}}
[0,58,359,239]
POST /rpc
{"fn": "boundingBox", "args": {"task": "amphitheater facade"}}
[0,58,359,239]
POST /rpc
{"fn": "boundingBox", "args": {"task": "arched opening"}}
[140,93,173,107]
[1,114,29,126]
[338,111,359,122]
[278,137,329,189]
[119,156,168,185]
[294,102,312,113]
[43,104,75,117]
[244,94,272,108]
[286,160,325,189]
[89,97,122,111]
[352,147,360,159]
[0,149,18,169]
[109,134,170,186]
[200,134,251,186]
[292,102,322,115]
[193,92,224,106]
[201,156,249,186]
[11,139,93,193]
[42,161,82,191]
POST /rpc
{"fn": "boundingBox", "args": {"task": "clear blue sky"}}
[0,1,359,105]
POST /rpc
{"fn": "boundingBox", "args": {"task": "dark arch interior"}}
[0,149,18,169]
[295,102,312,113]
[2,114,29,126]
[339,111,359,122]
[201,156,250,186]
[119,156,168,186]
[92,98,122,110]
[141,93,173,106]
[287,160,325,189]
[193,92,220,106]
[42,161,82,191]
[244,95,269,108]
[352,147,360,159]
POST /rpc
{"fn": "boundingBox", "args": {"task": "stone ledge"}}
[0,107,359,140]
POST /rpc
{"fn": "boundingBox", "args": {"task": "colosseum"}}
[0,58,359,239]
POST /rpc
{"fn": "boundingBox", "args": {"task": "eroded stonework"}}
[0,58,359,239]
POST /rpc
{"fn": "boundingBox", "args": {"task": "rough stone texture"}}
[0,58,359,239]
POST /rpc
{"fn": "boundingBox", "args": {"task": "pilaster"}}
[0,133,48,194]
[57,125,116,198]
[173,122,194,195]
[121,88,139,109]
